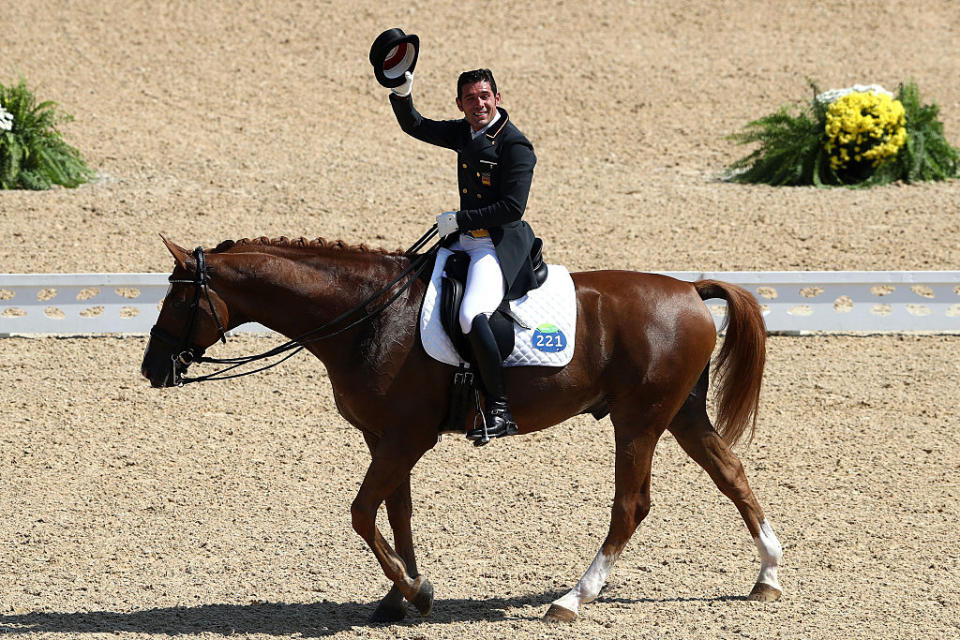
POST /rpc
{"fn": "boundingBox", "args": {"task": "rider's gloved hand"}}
[436,211,459,238]
[391,71,414,98]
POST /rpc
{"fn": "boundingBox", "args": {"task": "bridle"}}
[148,246,227,385]
[147,226,440,386]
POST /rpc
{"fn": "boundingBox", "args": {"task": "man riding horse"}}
[141,34,782,622]
[386,67,539,444]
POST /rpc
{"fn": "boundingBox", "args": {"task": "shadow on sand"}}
[0,593,544,637]
[0,592,745,636]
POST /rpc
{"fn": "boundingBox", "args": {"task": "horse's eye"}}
[165,296,188,310]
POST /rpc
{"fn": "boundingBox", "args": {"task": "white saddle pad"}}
[420,247,577,368]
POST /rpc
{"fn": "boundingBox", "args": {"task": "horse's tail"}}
[695,279,767,447]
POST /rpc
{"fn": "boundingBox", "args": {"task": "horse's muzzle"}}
[141,358,177,388]
[141,338,181,388]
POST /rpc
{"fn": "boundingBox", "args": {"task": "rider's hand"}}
[391,71,414,97]
[436,211,459,238]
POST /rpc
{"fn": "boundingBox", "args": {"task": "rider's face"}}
[456,80,501,132]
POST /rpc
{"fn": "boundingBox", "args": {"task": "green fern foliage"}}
[890,82,959,183]
[0,78,94,190]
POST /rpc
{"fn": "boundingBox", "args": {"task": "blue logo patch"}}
[532,323,567,353]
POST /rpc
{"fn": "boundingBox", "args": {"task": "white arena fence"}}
[1,271,959,337]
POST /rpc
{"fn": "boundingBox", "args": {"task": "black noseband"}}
[148,247,227,385]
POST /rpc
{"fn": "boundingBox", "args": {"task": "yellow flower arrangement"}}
[823,91,907,173]
[725,81,958,187]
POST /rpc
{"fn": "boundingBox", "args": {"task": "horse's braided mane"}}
[210,236,407,257]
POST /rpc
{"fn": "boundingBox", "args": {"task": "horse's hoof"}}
[747,582,782,602]
[543,604,577,623]
[411,578,434,617]
[369,601,407,623]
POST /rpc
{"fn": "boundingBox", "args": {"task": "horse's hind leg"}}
[668,372,783,601]
[545,419,663,622]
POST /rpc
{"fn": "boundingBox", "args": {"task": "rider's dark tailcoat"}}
[390,95,538,300]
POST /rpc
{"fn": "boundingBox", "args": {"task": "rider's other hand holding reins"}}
[437,211,459,238]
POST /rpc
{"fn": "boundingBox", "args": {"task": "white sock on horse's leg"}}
[551,549,618,616]
[754,518,783,592]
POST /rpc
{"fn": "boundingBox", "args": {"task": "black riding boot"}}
[465,314,518,445]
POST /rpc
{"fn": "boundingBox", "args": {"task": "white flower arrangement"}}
[0,105,13,131]
[815,84,893,105]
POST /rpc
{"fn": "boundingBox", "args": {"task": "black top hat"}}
[369,28,420,89]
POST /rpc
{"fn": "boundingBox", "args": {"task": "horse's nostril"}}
[140,363,167,388]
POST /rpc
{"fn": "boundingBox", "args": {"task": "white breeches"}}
[448,234,505,334]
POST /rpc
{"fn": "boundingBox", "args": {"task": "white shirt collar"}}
[470,109,502,139]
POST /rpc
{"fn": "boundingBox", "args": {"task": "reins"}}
[168,225,440,385]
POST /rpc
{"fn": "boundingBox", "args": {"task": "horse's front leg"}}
[351,440,434,618]
[367,477,420,622]
[360,434,422,622]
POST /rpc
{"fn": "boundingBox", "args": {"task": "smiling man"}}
[387,68,538,444]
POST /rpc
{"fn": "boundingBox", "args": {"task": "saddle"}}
[438,238,548,362]
[437,238,548,432]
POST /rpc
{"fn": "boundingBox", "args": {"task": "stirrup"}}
[466,412,494,447]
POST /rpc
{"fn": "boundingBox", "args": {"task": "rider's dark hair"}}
[457,69,497,98]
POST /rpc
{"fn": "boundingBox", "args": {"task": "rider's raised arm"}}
[389,93,462,151]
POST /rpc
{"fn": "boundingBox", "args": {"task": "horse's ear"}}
[160,234,193,270]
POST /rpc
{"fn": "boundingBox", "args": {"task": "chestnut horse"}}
[141,235,783,623]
